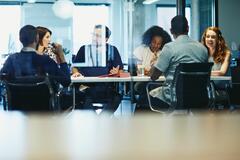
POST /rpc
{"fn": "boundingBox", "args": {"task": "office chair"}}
[147,63,214,113]
[3,75,58,111]
[228,65,240,108]
[0,81,7,110]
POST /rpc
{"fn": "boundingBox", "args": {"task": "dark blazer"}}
[74,44,123,76]
[0,51,71,87]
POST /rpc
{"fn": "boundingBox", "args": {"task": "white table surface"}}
[71,75,231,83]
[0,111,240,159]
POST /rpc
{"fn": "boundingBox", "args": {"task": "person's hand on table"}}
[71,72,83,78]
[110,65,120,75]
[71,67,83,77]
[144,66,151,76]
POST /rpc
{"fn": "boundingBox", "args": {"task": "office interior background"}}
[0,0,240,66]
[1,1,240,159]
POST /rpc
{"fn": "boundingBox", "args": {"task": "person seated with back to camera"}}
[149,15,208,111]
[201,27,231,108]
[133,25,172,111]
[72,24,123,115]
[0,25,71,108]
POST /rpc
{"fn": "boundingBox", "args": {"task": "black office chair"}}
[147,62,214,113]
[228,65,240,108]
[0,81,7,110]
[3,75,58,111]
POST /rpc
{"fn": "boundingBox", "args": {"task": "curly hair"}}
[201,27,230,64]
[142,25,171,50]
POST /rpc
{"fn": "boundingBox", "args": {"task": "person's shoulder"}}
[225,49,231,55]
[33,52,48,59]
[107,43,120,53]
[9,51,33,59]
[186,38,206,48]
[195,41,208,51]
[135,45,147,51]
[34,53,55,64]
[107,43,117,49]
[78,44,89,51]
[77,44,86,51]
[81,44,89,48]
[161,41,175,51]
[165,41,175,47]
[7,52,19,58]
[135,45,151,55]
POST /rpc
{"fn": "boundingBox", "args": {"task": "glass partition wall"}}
[0,0,217,64]
[0,0,217,113]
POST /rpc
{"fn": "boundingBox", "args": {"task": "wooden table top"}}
[0,111,239,159]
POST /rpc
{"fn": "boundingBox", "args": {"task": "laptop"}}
[78,67,109,77]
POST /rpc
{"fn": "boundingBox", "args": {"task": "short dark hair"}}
[19,25,38,47]
[170,15,188,35]
[142,25,172,50]
[36,26,52,46]
[94,24,111,39]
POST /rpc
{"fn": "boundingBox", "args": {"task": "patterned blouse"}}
[44,44,57,63]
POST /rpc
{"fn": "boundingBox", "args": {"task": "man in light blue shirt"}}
[150,15,208,108]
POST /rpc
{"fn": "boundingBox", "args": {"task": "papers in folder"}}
[98,72,130,78]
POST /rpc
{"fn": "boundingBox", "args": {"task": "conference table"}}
[71,75,232,109]
[1,111,240,159]
[71,75,231,83]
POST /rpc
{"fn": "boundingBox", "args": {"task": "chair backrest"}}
[229,65,240,104]
[4,76,55,111]
[231,66,240,84]
[171,62,213,110]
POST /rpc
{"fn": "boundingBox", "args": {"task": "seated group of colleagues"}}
[0,24,123,115]
[133,15,231,111]
[0,15,231,113]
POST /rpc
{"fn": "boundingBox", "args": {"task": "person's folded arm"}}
[44,57,71,87]
[57,63,71,87]
[211,51,230,76]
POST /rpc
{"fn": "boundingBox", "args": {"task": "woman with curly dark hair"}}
[201,27,231,76]
[133,25,171,75]
[134,26,171,112]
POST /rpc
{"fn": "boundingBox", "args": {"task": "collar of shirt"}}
[21,47,37,52]
[175,35,189,41]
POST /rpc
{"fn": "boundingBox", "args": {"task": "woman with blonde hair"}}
[201,27,231,76]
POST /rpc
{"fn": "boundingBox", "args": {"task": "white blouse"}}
[133,45,160,70]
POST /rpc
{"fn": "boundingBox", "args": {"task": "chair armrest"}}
[146,81,168,113]
[208,81,216,109]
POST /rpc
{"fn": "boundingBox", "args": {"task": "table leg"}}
[73,85,75,110]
